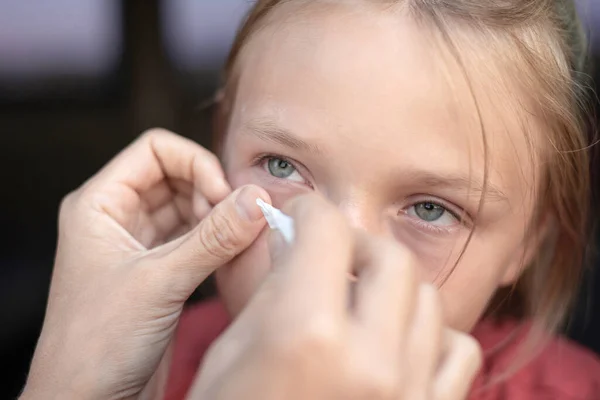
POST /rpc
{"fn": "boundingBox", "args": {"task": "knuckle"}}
[59,191,76,215]
[200,148,221,167]
[58,191,77,227]
[139,127,172,142]
[198,211,242,260]
[58,188,90,221]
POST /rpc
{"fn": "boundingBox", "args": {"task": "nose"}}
[336,198,386,236]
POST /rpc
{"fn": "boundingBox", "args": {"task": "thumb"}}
[151,185,270,292]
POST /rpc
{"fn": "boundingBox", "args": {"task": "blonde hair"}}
[215,0,592,338]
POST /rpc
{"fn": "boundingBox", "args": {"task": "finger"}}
[433,330,483,400]
[170,179,212,220]
[139,181,175,213]
[402,284,444,400]
[193,195,213,221]
[170,178,193,197]
[352,234,418,357]
[164,222,195,244]
[171,194,197,226]
[147,195,197,246]
[148,185,270,293]
[90,128,231,205]
[140,203,182,248]
[268,194,354,324]
[140,178,192,214]
[149,194,196,232]
[131,194,196,248]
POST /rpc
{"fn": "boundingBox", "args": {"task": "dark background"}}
[0,1,599,398]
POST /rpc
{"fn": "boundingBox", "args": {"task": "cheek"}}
[215,229,272,317]
[405,233,470,280]
[438,270,499,332]
[436,240,522,332]
[226,164,253,189]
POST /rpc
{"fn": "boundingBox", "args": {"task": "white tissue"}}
[256,198,295,244]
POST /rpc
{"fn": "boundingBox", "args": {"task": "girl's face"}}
[216,3,542,332]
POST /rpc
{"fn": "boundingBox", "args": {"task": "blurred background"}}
[0,1,599,398]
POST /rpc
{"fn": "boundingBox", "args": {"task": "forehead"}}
[230,2,541,203]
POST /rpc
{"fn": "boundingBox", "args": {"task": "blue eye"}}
[264,157,304,182]
[407,202,457,227]
[415,202,444,221]
[267,158,295,178]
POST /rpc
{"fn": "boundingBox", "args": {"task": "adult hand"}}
[189,194,483,400]
[21,129,269,400]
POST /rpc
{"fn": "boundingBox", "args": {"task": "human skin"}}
[215,2,542,333]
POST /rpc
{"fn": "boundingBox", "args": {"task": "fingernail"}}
[235,187,264,221]
[268,229,286,262]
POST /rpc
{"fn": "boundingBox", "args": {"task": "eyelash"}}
[254,154,469,234]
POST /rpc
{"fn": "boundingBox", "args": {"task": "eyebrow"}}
[244,119,324,155]
[406,170,509,203]
[244,119,508,203]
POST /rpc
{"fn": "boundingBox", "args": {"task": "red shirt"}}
[165,299,600,400]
